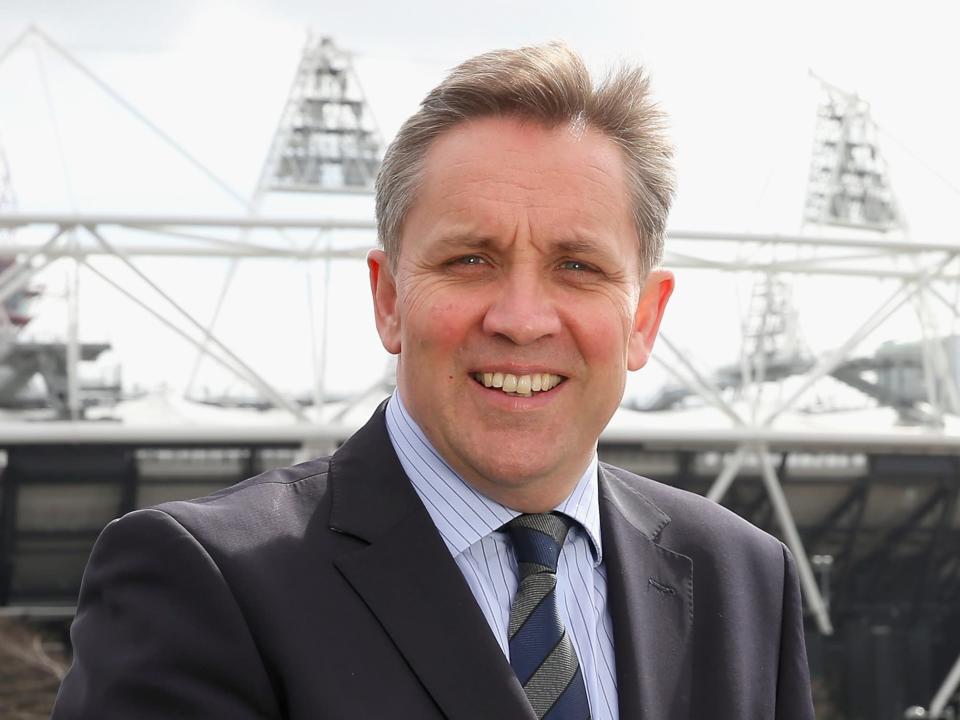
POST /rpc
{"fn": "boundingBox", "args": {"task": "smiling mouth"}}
[472,371,566,397]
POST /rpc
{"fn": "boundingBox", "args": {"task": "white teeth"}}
[516,375,532,396]
[540,374,561,390]
[474,371,563,395]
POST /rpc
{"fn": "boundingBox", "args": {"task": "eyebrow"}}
[435,235,614,257]
[434,234,496,251]
[553,239,609,256]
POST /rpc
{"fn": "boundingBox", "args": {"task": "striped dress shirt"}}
[385,393,619,719]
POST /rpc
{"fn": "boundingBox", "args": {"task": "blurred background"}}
[0,1,959,717]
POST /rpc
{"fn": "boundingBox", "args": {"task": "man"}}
[54,44,814,719]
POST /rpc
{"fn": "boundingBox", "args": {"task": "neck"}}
[458,469,586,514]
[389,389,596,514]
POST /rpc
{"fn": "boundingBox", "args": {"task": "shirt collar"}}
[385,392,603,566]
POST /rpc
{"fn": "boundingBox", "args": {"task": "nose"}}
[481,266,561,345]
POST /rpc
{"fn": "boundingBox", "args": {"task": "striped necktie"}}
[504,513,591,720]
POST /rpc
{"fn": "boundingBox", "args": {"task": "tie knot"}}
[504,512,573,575]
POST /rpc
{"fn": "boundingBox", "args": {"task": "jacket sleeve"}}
[52,508,280,720]
[775,543,816,720]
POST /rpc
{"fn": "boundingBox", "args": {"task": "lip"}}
[468,366,569,378]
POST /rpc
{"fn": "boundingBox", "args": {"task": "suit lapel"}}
[599,465,693,720]
[329,406,534,720]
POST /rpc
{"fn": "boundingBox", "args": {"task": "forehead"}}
[406,116,636,251]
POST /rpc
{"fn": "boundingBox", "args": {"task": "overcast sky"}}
[1,0,958,413]
[4,0,958,226]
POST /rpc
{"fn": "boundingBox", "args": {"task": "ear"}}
[627,269,674,371]
[368,249,402,354]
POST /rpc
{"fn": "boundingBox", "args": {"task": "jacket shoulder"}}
[600,462,785,564]
[134,455,334,548]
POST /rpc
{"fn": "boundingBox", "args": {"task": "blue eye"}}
[560,260,595,272]
[455,255,487,266]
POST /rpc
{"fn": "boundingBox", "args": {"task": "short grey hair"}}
[375,42,675,276]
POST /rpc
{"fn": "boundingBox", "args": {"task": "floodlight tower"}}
[740,275,811,389]
[255,34,382,197]
[798,78,960,424]
[741,77,904,413]
[0,143,14,215]
[0,139,35,330]
[204,34,386,416]
[0,138,17,327]
[803,79,901,231]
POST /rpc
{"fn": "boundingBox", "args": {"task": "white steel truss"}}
[8,212,960,637]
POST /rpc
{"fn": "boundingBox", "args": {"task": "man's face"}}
[369,116,672,511]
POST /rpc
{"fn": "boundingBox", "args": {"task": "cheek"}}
[403,289,477,353]
[582,325,630,367]
[566,297,636,362]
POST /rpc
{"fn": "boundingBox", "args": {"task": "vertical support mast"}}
[0,137,36,333]
[0,143,14,216]
[250,34,384,416]
[0,140,15,337]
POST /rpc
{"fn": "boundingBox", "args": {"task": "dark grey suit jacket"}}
[53,405,814,719]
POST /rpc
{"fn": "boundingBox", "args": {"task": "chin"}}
[482,461,550,486]
[469,453,566,492]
